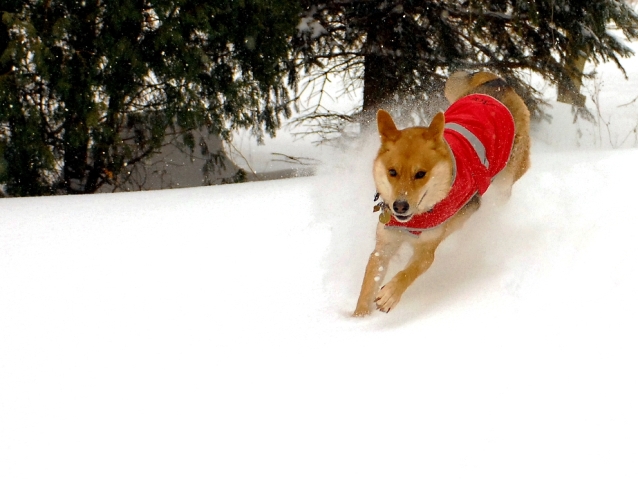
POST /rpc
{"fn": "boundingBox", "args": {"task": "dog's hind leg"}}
[510,132,531,184]
[491,131,531,202]
[492,88,532,199]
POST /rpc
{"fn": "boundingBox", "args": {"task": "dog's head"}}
[373,110,454,223]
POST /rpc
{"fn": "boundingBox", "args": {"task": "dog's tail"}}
[444,71,507,103]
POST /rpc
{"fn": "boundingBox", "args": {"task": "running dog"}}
[354,71,530,316]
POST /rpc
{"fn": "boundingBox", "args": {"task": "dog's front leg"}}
[353,226,401,317]
[375,238,440,313]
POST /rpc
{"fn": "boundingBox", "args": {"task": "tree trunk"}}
[557,52,587,107]
[556,30,590,107]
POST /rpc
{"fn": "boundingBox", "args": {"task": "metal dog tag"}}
[379,208,391,224]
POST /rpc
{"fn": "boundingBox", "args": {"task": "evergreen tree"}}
[0,0,300,196]
[293,0,638,132]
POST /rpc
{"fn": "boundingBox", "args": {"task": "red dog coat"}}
[385,93,515,236]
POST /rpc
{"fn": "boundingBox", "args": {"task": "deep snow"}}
[2,49,638,480]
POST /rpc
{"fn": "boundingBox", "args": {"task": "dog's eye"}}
[388,169,397,177]
[415,171,426,179]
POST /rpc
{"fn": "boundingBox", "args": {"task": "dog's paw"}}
[352,307,372,318]
[375,280,404,313]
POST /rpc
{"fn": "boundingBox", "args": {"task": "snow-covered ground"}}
[2,45,638,479]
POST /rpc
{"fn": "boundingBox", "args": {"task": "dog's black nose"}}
[393,200,410,214]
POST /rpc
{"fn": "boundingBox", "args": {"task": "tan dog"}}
[354,71,530,316]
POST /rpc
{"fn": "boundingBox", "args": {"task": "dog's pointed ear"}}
[377,110,400,142]
[428,111,446,138]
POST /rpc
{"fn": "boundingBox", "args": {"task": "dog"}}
[353,71,530,316]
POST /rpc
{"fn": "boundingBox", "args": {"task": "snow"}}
[297,9,327,39]
[3,47,638,480]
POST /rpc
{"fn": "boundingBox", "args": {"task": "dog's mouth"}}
[393,213,412,223]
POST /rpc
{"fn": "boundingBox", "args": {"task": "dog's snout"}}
[393,200,410,214]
